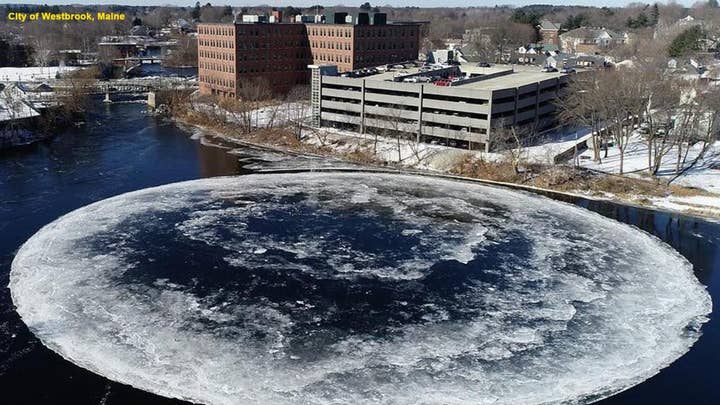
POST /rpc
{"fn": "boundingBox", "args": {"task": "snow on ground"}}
[0,96,40,122]
[523,126,594,164]
[577,134,720,190]
[194,101,499,171]
[650,195,720,217]
[0,66,79,82]
[301,126,502,171]
[302,124,594,169]
[577,133,720,216]
[301,125,601,171]
[195,101,308,128]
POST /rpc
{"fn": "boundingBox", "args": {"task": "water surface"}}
[1,103,718,404]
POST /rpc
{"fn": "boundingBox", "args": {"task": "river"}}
[0,102,718,404]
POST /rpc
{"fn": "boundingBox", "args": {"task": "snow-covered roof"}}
[0,84,41,122]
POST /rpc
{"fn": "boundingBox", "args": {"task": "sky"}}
[0,1,703,8]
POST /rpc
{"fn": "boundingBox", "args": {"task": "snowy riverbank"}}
[577,135,720,217]
[172,98,720,220]
[174,116,718,221]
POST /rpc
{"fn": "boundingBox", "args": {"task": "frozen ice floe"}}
[9,172,712,405]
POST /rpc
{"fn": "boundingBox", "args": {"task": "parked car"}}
[561,67,577,74]
[476,62,491,67]
[434,79,451,86]
[542,66,558,73]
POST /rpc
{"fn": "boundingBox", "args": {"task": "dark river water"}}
[0,102,718,404]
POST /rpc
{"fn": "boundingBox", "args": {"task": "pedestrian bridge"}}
[49,77,198,95]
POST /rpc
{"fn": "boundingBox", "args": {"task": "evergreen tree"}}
[191,1,201,19]
[511,9,541,27]
[283,6,301,17]
[668,26,704,57]
[651,3,660,25]
[627,13,651,29]
[561,14,587,30]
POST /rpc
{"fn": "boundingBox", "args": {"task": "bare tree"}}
[407,132,440,166]
[469,32,495,63]
[381,104,418,163]
[668,84,720,183]
[558,72,606,163]
[200,5,233,23]
[636,61,679,175]
[593,68,649,175]
[217,97,248,136]
[284,85,310,140]
[309,126,333,147]
[243,77,273,129]
[493,120,533,175]
[25,24,53,69]
[55,66,98,118]
[164,35,198,68]
[143,7,174,29]
[218,77,272,134]
[488,22,536,62]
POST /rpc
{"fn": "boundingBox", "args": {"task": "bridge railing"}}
[45,78,198,92]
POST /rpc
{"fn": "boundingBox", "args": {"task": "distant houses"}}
[457,21,630,65]
[654,15,703,41]
[560,27,630,55]
[511,44,607,69]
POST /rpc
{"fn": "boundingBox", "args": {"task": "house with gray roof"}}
[560,27,629,55]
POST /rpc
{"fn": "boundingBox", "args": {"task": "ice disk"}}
[9,172,711,405]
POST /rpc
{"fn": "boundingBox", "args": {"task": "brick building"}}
[198,23,311,97]
[197,12,420,97]
[307,23,419,73]
[537,20,562,47]
[197,24,238,98]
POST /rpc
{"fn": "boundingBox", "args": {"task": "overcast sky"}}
[1,1,703,8]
